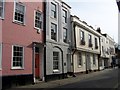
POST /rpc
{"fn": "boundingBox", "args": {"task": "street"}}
[57,68,119,88]
[15,68,119,89]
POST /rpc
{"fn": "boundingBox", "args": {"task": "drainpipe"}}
[32,43,36,84]
[61,51,64,79]
[71,21,76,77]
[43,1,47,82]
[98,36,101,71]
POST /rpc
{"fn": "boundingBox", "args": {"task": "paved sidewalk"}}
[16,68,117,88]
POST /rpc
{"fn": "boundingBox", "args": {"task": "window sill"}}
[34,27,43,31]
[50,16,57,20]
[62,21,67,24]
[93,64,96,66]
[0,17,4,20]
[53,70,59,73]
[78,65,82,68]
[13,20,25,26]
[11,67,24,70]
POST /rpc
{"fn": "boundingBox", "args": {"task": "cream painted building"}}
[71,16,101,74]
[97,28,115,69]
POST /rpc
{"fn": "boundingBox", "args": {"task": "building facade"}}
[45,0,71,80]
[71,16,100,74]
[97,29,115,69]
[0,1,44,88]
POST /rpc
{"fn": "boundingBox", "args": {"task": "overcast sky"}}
[64,0,118,43]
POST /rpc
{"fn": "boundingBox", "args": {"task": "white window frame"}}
[0,44,2,70]
[53,51,59,72]
[95,37,98,47]
[88,34,92,44]
[13,1,26,25]
[63,28,67,43]
[0,0,5,19]
[34,10,43,30]
[80,30,84,41]
[51,23,57,41]
[11,45,24,69]
[62,9,67,23]
[51,2,57,18]
[78,52,82,67]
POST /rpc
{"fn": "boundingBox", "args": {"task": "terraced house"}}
[0,0,45,88]
[71,15,101,74]
[101,34,115,68]
[45,0,71,80]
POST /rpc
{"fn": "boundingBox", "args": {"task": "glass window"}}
[88,34,92,43]
[78,52,82,66]
[35,10,42,29]
[0,0,4,18]
[53,52,59,70]
[80,31,84,41]
[14,2,25,24]
[63,28,67,43]
[62,10,67,23]
[51,3,56,18]
[93,54,96,65]
[12,45,24,69]
[88,34,92,47]
[51,23,57,41]
[95,38,98,49]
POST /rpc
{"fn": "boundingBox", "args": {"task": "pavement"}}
[15,67,118,88]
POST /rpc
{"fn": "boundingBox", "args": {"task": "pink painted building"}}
[0,0,45,89]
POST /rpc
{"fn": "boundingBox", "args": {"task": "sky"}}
[64,0,118,43]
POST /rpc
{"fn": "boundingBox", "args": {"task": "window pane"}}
[0,0,3,18]
[63,28,67,43]
[53,52,59,70]
[51,3,56,11]
[51,3,56,18]
[81,31,84,40]
[35,11,42,29]
[51,23,57,40]
[14,2,25,23]
[93,54,96,65]
[62,10,67,23]
[12,46,23,68]
[78,52,82,66]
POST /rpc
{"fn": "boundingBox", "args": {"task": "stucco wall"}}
[46,42,68,75]
[45,0,71,75]
[75,26,100,54]
[73,52,86,73]
[2,2,44,76]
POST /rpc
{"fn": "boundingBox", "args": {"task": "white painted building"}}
[45,0,71,80]
[71,16,101,74]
